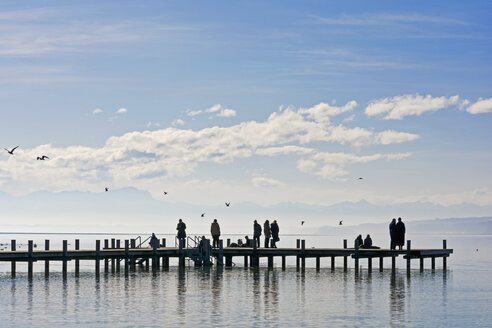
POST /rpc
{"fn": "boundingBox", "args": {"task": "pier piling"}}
[162,238,169,268]
[75,239,80,277]
[443,240,447,270]
[95,240,101,276]
[28,240,33,279]
[11,240,16,278]
[62,240,68,278]
[44,239,50,277]
[124,240,129,277]
[406,240,411,275]
[343,239,347,272]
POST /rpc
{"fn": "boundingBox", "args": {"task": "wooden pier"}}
[0,238,452,278]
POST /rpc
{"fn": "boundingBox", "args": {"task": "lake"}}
[0,233,491,327]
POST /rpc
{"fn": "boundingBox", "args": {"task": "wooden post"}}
[116,240,121,273]
[443,240,447,271]
[130,239,136,270]
[268,256,274,269]
[431,256,436,270]
[104,239,109,273]
[75,239,80,277]
[392,256,396,271]
[379,257,383,272]
[244,255,248,267]
[11,240,16,278]
[152,241,159,271]
[296,239,300,271]
[331,256,335,271]
[282,255,286,271]
[420,257,424,272]
[28,240,34,278]
[162,238,169,268]
[368,257,372,273]
[354,239,359,274]
[301,240,306,270]
[95,240,101,276]
[44,239,50,278]
[179,239,185,267]
[124,240,129,277]
[227,239,231,247]
[406,240,411,274]
[62,240,68,278]
[216,240,224,266]
[226,256,232,267]
[343,239,347,272]
[111,238,116,273]
[316,257,320,271]
[251,241,259,267]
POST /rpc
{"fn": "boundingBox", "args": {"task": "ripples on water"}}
[0,234,491,327]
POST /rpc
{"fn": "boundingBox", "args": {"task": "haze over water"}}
[1,233,491,327]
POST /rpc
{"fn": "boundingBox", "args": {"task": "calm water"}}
[0,233,491,327]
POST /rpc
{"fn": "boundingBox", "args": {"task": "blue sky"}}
[0,1,491,223]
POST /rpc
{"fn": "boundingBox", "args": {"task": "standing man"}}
[253,220,262,248]
[210,219,221,248]
[176,219,187,248]
[263,220,271,248]
[395,217,406,250]
[389,218,397,250]
[270,220,279,248]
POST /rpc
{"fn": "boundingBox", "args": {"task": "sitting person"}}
[242,236,252,247]
[361,234,380,249]
[355,234,363,248]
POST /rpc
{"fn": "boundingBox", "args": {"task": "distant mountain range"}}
[0,188,491,234]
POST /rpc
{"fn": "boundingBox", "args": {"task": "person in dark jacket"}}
[263,220,271,248]
[270,220,279,248]
[149,233,159,248]
[389,218,397,250]
[363,234,372,248]
[394,217,406,250]
[210,219,221,248]
[176,219,187,248]
[243,236,252,247]
[355,234,363,248]
[253,220,262,248]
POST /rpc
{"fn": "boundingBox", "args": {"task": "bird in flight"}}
[358,177,363,180]
[225,202,230,207]
[301,220,305,226]
[37,155,49,160]
[4,146,19,155]
[339,220,343,225]
[201,213,205,217]
[163,191,168,195]
[105,187,109,192]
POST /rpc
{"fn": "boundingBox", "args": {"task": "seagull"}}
[37,155,49,160]
[4,146,19,155]
[105,187,109,192]
[201,213,205,217]
[358,177,363,180]
[163,191,168,195]
[339,220,343,225]
[301,220,305,226]
[225,202,230,207]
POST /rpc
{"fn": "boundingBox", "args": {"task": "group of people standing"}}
[389,217,406,250]
[253,219,280,248]
[175,218,281,249]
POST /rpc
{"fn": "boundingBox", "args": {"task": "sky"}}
[0,1,491,231]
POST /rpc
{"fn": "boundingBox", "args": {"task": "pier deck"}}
[0,237,452,278]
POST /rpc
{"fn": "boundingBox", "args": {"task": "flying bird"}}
[37,155,49,160]
[301,220,305,226]
[163,191,168,195]
[339,220,343,225]
[105,187,109,192]
[225,202,230,207]
[4,146,19,155]
[201,213,205,217]
[358,177,363,180]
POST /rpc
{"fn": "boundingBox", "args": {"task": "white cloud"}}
[172,119,184,126]
[365,94,460,120]
[0,102,418,194]
[252,176,283,187]
[205,104,237,118]
[93,108,102,114]
[186,109,202,117]
[299,100,357,124]
[464,97,492,114]
[116,108,128,114]
[343,114,355,122]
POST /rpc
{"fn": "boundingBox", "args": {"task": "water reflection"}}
[176,267,187,319]
[389,272,406,326]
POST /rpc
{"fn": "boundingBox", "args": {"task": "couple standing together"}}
[389,217,406,250]
[253,219,279,248]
